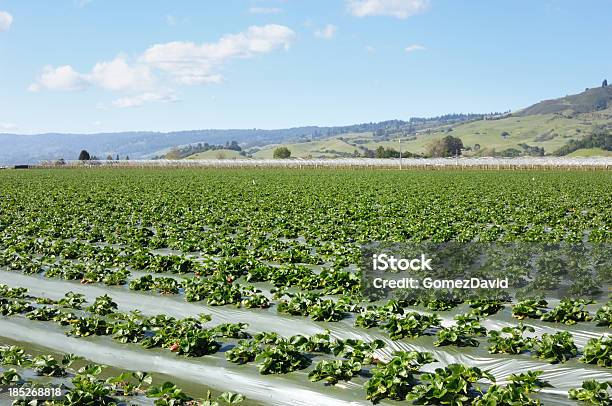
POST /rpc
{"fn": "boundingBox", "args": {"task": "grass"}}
[185,149,244,159]
[566,148,612,157]
[251,137,358,159]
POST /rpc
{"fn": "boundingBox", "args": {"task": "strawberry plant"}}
[434,325,480,347]
[469,298,505,316]
[408,364,495,405]
[308,359,362,385]
[534,331,577,363]
[308,299,347,322]
[226,340,258,364]
[382,313,441,340]
[488,323,536,354]
[331,338,385,364]
[365,351,436,403]
[0,345,31,366]
[87,294,118,316]
[512,299,548,320]
[453,313,487,336]
[541,298,593,325]
[212,323,251,339]
[595,302,612,327]
[57,292,87,309]
[474,371,550,406]
[32,354,78,377]
[68,316,114,337]
[26,306,60,321]
[255,342,310,374]
[569,380,611,405]
[0,368,21,385]
[580,336,612,367]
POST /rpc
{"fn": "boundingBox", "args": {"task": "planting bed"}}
[0,168,610,405]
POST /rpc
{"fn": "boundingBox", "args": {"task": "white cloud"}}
[30,25,294,106]
[112,92,178,108]
[0,11,13,32]
[28,65,89,92]
[142,24,295,85]
[347,0,429,19]
[314,24,337,40]
[249,7,283,14]
[404,44,426,52]
[365,45,376,53]
[29,57,154,92]
[90,57,154,91]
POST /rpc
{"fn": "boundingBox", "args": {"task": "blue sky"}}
[1,0,611,134]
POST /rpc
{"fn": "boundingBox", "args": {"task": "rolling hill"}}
[234,84,612,159]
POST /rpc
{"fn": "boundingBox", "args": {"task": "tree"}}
[273,147,291,159]
[106,155,113,160]
[125,155,130,160]
[603,79,608,87]
[427,136,464,157]
[78,150,91,161]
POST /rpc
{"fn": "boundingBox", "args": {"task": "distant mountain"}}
[516,85,612,116]
[0,128,323,165]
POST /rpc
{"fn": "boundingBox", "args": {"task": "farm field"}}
[0,168,611,405]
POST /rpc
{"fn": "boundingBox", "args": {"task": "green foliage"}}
[488,323,536,354]
[408,364,495,405]
[255,342,310,374]
[226,340,258,364]
[469,298,505,316]
[87,294,118,315]
[365,351,435,403]
[434,325,480,347]
[541,298,593,325]
[0,368,21,385]
[595,302,612,327]
[273,146,291,159]
[569,380,612,405]
[512,299,548,320]
[58,292,87,309]
[534,331,577,363]
[382,313,441,340]
[331,338,385,364]
[474,371,549,406]
[427,135,464,157]
[308,359,362,385]
[580,337,612,368]
[554,129,611,156]
[68,316,113,337]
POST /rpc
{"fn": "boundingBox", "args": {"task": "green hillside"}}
[252,137,358,159]
[185,149,244,159]
[566,148,612,157]
[516,85,612,116]
[184,85,612,159]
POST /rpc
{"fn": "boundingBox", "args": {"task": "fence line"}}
[34,157,612,170]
